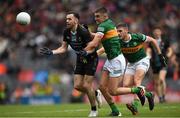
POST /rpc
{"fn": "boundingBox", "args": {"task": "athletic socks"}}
[159,95,166,103]
[132,99,140,107]
[91,106,97,111]
[95,90,98,96]
[145,92,152,98]
[109,103,119,113]
[131,87,140,93]
[91,90,97,111]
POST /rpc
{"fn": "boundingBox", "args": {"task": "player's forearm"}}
[146,36,162,54]
[166,47,173,58]
[52,47,67,55]
[146,48,152,58]
[90,32,96,38]
[85,34,101,51]
[152,40,162,54]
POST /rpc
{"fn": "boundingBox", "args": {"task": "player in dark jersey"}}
[148,28,172,103]
[40,12,101,117]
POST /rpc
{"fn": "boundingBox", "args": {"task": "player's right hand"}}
[40,47,53,56]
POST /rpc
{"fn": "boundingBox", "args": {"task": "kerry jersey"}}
[97,19,121,60]
[120,33,147,63]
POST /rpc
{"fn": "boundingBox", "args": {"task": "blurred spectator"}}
[0,82,6,104]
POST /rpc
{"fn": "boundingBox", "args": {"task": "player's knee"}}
[159,79,164,84]
[99,84,106,92]
[83,83,91,90]
[123,83,129,87]
[74,84,84,92]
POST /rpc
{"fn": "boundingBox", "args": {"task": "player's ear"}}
[75,18,79,24]
[125,27,128,33]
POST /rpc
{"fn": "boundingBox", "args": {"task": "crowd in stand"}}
[0,0,179,104]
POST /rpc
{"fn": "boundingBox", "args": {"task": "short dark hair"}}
[95,7,108,14]
[117,23,128,28]
[67,11,80,19]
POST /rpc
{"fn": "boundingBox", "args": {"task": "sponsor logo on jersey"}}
[113,69,122,74]
[122,44,144,53]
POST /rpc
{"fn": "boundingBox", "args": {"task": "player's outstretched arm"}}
[145,36,162,54]
[84,32,103,53]
[40,41,68,56]
[76,32,103,56]
[52,41,68,55]
[40,47,53,56]
[146,36,167,67]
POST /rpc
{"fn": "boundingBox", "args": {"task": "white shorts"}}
[125,56,150,75]
[103,54,126,77]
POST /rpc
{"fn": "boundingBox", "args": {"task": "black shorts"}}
[74,52,98,76]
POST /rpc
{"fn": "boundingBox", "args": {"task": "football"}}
[16,12,31,25]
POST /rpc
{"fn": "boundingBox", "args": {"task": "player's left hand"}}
[40,47,53,56]
[158,54,167,67]
[76,50,88,57]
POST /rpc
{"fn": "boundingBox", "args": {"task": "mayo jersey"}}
[120,33,147,63]
[97,19,121,60]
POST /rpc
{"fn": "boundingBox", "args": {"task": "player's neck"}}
[71,24,78,32]
[124,34,131,42]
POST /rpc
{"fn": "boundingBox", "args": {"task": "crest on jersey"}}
[133,42,137,46]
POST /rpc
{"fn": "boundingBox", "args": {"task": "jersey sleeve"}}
[137,33,147,42]
[97,24,106,35]
[63,30,68,42]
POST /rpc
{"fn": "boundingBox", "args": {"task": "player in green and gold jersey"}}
[116,23,167,115]
[78,7,146,116]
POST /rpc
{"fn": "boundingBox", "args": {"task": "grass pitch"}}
[0,103,180,117]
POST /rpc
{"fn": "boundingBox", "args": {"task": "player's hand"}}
[158,54,167,67]
[76,50,88,57]
[40,47,53,56]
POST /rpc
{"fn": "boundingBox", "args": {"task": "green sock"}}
[132,99,140,107]
[131,87,140,93]
[109,103,119,113]
[145,92,151,98]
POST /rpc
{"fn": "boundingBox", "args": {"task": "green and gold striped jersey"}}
[120,33,147,63]
[97,19,121,60]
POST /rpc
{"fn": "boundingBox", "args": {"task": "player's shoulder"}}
[131,32,146,40]
[131,32,144,36]
[63,28,70,34]
[99,19,112,27]
[78,25,88,32]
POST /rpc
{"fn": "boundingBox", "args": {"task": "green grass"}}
[0,103,180,117]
